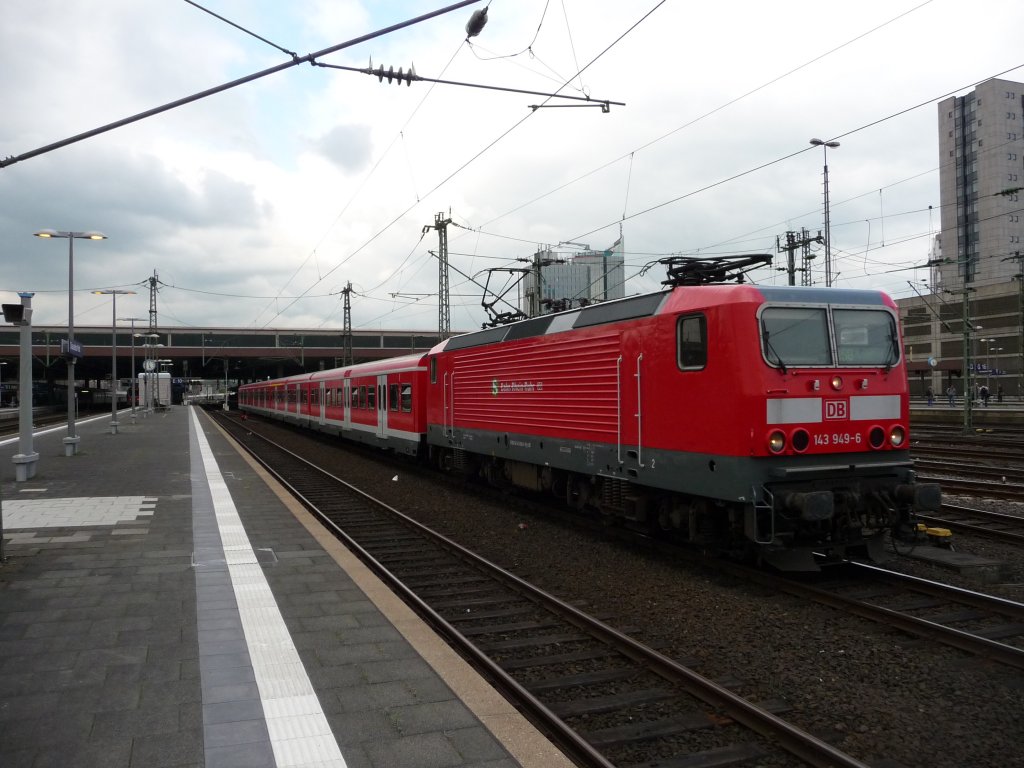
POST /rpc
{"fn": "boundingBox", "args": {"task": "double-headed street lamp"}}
[34,229,107,456]
[810,138,840,287]
[93,290,136,433]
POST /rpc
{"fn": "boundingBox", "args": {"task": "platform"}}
[0,406,571,768]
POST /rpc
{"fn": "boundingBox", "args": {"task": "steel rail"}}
[918,504,1024,545]
[917,475,1024,501]
[771,566,1024,670]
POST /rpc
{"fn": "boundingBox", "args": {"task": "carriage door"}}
[318,381,327,426]
[618,347,646,472]
[376,375,388,439]
[343,380,351,427]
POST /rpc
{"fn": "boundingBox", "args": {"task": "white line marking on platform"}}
[189,407,347,768]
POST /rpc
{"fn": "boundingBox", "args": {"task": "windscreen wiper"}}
[762,331,788,374]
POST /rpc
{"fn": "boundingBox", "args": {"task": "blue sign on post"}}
[60,339,83,359]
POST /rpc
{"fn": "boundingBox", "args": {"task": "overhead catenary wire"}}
[473,1,941,234]
[181,0,298,60]
[557,62,1024,258]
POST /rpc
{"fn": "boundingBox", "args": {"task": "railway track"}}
[918,503,1024,545]
[774,562,1024,669]
[915,474,1024,501]
[208,409,868,768]
[0,408,113,438]
[912,445,1024,465]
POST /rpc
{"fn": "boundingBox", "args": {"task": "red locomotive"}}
[239,259,939,570]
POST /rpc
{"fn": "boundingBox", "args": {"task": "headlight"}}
[768,431,786,453]
[890,426,906,447]
[791,429,810,453]
[830,375,843,390]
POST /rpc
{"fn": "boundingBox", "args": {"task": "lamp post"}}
[93,290,136,433]
[119,318,145,423]
[809,139,840,287]
[988,345,1003,388]
[34,229,107,456]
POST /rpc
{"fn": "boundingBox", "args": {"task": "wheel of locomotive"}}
[566,474,591,510]
[657,496,674,532]
[550,470,567,500]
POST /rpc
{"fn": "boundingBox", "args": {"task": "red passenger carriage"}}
[238,353,428,457]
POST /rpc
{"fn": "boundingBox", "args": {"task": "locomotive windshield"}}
[761,306,898,368]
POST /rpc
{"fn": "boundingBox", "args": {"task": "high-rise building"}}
[898,78,1024,403]
[522,238,626,315]
[934,78,1023,290]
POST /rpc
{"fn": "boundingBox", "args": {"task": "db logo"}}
[825,399,848,420]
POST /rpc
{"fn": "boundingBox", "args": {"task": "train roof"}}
[431,284,895,354]
[239,352,429,389]
[306,352,429,381]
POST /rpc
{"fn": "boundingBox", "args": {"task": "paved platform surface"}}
[0,407,571,768]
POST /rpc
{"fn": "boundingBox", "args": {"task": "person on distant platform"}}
[980,384,990,407]
[926,386,934,406]
[946,384,956,407]
[997,385,1004,403]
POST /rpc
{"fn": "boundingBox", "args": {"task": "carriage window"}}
[357,386,366,409]
[677,314,707,370]
[367,385,376,411]
[389,384,399,411]
[761,307,831,366]
[401,383,412,412]
[833,309,899,366]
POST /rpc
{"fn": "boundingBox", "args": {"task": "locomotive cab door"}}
[376,374,387,439]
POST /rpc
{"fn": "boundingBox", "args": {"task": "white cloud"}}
[1,0,1022,334]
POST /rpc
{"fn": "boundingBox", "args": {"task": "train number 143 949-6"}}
[813,432,862,446]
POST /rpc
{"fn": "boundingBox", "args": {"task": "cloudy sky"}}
[2,0,1022,334]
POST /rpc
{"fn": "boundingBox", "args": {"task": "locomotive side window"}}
[677,315,707,370]
[401,383,412,412]
[761,307,831,366]
[833,309,899,366]
[430,356,437,384]
[389,384,399,411]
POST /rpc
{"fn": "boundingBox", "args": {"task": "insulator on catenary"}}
[373,63,417,86]
[465,7,488,37]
